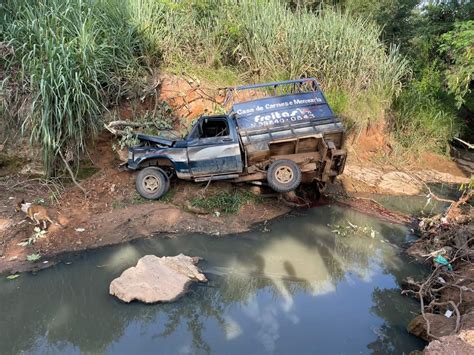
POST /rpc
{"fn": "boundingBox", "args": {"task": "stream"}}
[0,204,428,354]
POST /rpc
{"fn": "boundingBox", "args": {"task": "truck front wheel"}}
[136,167,170,200]
[267,160,301,193]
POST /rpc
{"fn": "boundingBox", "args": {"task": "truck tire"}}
[135,167,170,200]
[267,160,301,193]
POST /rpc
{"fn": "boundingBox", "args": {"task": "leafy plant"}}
[391,65,461,154]
[111,102,175,151]
[26,253,41,262]
[17,227,47,247]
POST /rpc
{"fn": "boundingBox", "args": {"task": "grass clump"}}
[26,253,41,262]
[1,0,144,175]
[191,189,261,214]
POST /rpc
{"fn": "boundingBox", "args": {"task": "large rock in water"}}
[109,254,207,303]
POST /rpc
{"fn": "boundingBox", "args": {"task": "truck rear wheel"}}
[136,167,170,200]
[267,160,301,193]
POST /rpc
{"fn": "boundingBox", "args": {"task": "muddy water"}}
[0,205,427,354]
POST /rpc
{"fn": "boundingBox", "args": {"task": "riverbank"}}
[0,144,291,273]
[0,128,469,275]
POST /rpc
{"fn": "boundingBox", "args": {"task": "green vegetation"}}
[17,227,48,247]
[440,20,474,109]
[191,189,261,214]
[1,0,144,175]
[1,0,472,176]
[391,66,461,154]
[26,253,41,262]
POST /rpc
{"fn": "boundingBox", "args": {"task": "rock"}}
[408,313,456,341]
[115,148,128,162]
[109,254,207,303]
[249,186,262,195]
[460,329,474,346]
[343,165,470,195]
[424,335,474,354]
[415,170,470,185]
[417,311,474,353]
[378,171,422,195]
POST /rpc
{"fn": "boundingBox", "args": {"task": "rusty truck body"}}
[127,78,347,199]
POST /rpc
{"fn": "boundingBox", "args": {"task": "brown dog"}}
[16,199,55,229]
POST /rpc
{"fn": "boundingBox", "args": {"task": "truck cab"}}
[127,78,347,200]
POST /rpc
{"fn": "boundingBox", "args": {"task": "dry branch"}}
[104,120,156,136]
[58,150,87,197]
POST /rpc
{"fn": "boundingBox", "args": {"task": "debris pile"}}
[403,188,473,351]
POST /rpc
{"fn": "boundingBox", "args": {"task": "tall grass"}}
[234,1,409,128]
[123,0,409,128]
[1,0,411,176]
[1,0,144,175]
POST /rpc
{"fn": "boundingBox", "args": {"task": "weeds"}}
[26,253,41,262]
[160,189,176,204]
[191,189,261,214]
[145,0,409,129]
[17,227,47,247]
[110,102,175,151]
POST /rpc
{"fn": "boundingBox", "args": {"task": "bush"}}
[391,65,461,154]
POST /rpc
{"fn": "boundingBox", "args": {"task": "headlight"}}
[128,151,133,160]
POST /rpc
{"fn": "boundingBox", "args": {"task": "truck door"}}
[186,116,243,177]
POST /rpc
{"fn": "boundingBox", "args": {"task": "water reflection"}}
[0,205,426,354]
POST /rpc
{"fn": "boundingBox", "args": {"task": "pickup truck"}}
[127,78,347,199]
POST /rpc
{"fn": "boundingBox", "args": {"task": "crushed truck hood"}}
[136,134,174,147]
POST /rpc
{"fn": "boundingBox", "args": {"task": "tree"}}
[439,20,474,108]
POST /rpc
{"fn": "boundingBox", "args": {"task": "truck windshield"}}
[188,117,230,140]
